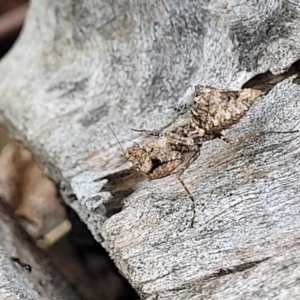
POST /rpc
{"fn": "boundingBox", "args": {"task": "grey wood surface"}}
[1,0,300,299]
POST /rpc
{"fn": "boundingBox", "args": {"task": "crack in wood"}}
[99,169,145,218]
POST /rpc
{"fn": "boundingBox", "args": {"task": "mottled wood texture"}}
[1,0,300,299]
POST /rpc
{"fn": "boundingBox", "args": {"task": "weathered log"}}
[1,0,300,298]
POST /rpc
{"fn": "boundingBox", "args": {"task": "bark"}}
[1,0,300,299]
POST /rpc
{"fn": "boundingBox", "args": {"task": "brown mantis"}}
[124,85,297,226]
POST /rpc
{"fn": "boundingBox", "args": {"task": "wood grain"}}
[1,0,300,298]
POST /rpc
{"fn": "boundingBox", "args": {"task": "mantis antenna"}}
[108,124,126,156]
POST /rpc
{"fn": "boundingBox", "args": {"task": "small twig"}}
[36,220,71,249]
